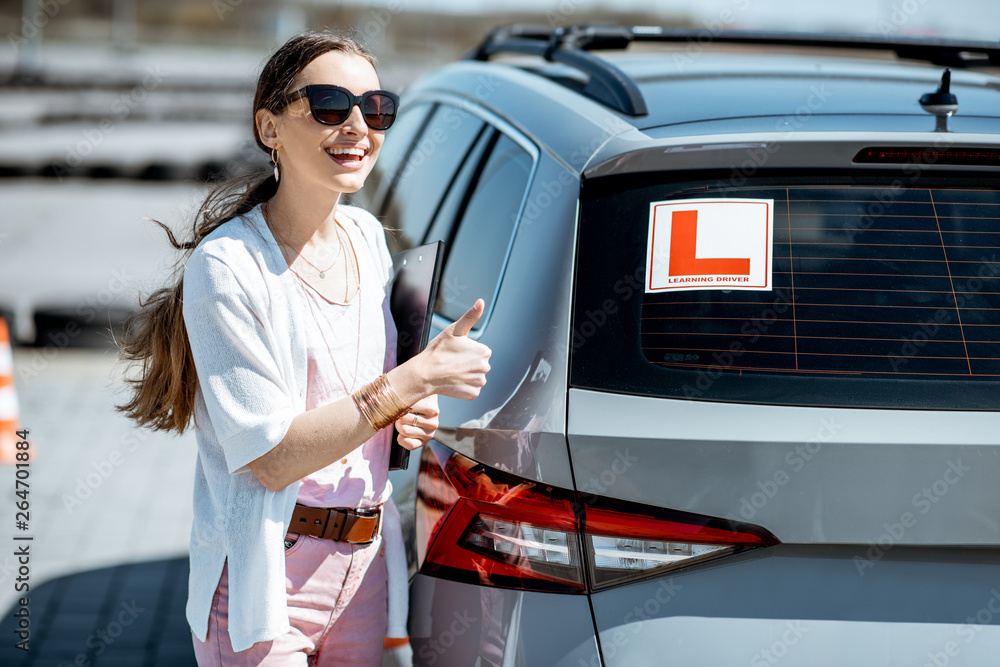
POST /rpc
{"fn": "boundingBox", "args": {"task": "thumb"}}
[449,298,484,337]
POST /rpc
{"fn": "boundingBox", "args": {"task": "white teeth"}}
[326,147,366,157]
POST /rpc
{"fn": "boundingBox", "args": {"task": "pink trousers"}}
[191,530,387,666]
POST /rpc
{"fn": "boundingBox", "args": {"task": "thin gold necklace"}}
[263,201,346,280]
[299,225,344,279]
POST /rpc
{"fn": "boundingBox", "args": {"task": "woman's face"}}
[260,50,386,196]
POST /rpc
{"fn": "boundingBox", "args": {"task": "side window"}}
[380,104,485,252]
[354,101,432,213]
[435,133,533,326]
[424,126,494,247]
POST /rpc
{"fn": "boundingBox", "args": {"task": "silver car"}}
[354,25,1000,666]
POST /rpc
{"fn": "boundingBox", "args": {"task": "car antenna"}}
[920,68,959,131]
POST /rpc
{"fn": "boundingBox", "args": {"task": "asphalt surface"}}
[0,347,199,666]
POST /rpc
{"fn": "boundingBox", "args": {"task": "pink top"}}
[293,213,397,510]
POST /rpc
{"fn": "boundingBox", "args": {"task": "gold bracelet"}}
[352,374,411,431]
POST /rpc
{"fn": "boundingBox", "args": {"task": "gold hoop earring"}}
[271,147,280,183]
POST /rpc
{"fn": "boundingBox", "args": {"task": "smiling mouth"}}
[325,146,368,163]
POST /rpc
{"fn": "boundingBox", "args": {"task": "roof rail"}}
[466,25,648,116]
[467,24,1000,115]
[625,28,1000,69]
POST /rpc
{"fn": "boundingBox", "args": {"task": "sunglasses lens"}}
[310,88,352,124]
[362,94,397,130]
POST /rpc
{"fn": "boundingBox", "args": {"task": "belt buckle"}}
[351,506,382,544]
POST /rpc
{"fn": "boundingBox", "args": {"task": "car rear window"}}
[572,173,1000,410]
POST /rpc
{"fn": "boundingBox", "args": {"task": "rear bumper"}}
[591,544,1000,666]
[408,543,1000,665]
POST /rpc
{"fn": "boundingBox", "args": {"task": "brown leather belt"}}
[289,503,382,544]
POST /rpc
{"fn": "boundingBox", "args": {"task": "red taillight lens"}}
[584,497,775,589]
[417,442,778,593]
[417,441,584,593]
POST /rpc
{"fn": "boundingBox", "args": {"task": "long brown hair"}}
[115,30,377,433]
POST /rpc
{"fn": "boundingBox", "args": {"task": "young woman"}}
[116,31,491,666]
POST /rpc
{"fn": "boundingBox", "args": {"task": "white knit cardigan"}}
[181,202,393,652]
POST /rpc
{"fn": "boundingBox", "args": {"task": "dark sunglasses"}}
[278,85,400,130]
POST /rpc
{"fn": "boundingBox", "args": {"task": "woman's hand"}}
[395,394,439,451]
[415,299,492,400]
[385,298,492,407]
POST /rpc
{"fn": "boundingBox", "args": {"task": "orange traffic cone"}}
[0,317,27,465]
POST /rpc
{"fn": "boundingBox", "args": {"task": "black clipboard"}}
[388,241,444,470]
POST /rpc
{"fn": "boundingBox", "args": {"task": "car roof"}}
[524,50,1000,131]
[406,31,1000,173]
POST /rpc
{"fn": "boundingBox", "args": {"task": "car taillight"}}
[416,442,778,593]
[583,496,775,589]
[417,440,584,592]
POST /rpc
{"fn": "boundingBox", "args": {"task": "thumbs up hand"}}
[446,297,485,338]
[414,298,492,401]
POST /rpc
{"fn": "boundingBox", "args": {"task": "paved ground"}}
[0,347,199,666]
